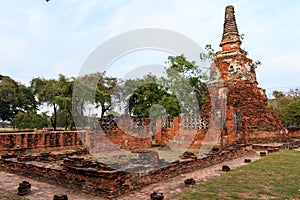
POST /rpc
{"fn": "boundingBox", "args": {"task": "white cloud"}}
[101,0,118,11]
[0,34,28,62]
[51,62,79,79]
[26,7,55,40]
[70,0,99,27]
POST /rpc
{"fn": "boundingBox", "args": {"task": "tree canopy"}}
[165,54,209,111]
[128,82,180,118]
[269,88,300,128]
[116,48,213,118]
[0,75,36,122]
[12,110,49,129]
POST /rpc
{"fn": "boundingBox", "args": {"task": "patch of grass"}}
[0,188,29,200]
[171,150,300,200]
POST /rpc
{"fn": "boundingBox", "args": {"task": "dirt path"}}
[0,153,260,200]
[0,172,104,200]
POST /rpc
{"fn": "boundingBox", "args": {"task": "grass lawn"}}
[171,150,300,200]
[0,188,29,200]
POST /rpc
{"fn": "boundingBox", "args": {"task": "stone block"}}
[184,178,196,187]
[17,181,31,196]
[260,152,266,156]
[222,165,230,171]
[180,151,197,160]
[150,191,164,200]
[267,149,274,153]
[53,195,68,200]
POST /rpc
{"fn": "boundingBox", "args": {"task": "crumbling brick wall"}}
[0,131,82,152]
[226,81,284,132]
[201,65,285,145]
[154,116,208,148]
[0,146,253,199]
[0,129,151,153]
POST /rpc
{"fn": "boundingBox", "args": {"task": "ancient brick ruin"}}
[1,5,300,199]
[201,5,286,146]
[0,143,253,198]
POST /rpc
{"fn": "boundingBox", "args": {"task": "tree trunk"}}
[67,110,73,131]
[80,102,85,129]
[53,104,57,130]
[101,108,105,118]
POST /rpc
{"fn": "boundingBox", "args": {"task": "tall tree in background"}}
[72,72,117,129]
[114,74,159,114]
[53,75,74,130]
[165,62,207,111]
[72,76,93,129]
[31,74,74,130]
[165,45,215,111]
[95,73,117,118]
[128,82,180,118]
[269,88,300,128]
[0,75,36,122]
[12,110,49,129]
[117,46,213,117]
[31,77,59,130]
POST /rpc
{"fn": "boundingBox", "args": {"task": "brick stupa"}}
[202,5,284,146]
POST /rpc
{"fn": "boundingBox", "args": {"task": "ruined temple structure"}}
[0,6,290,155]
[1,5,300,199]
[201,5,285,146]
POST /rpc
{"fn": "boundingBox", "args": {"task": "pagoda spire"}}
[220,5,241,51]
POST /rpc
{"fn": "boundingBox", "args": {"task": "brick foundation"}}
[0,146,253,199]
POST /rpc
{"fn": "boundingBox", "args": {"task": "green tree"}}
[72,75,95,129]
[12,110,49,129]
[115,74,159,113]
[0,75,36,122]
[286,99,300,127]
[94,73,117,118]
[199,44,216,63]
[54,96,74,130]
[128,82,180,118]
[72,72,117,129]
[31,77,60,130]
[165,44,215,110]
[54,75,74,130]
[165,54,208,110]
[31,74,74,130]
[111,46,213,118]
[269,89,300,127]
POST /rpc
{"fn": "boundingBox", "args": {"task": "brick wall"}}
[0,131,82,152]
[0,130,151,153]
[0,146,253,199]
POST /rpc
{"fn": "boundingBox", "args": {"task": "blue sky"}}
[1,0,300,97]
